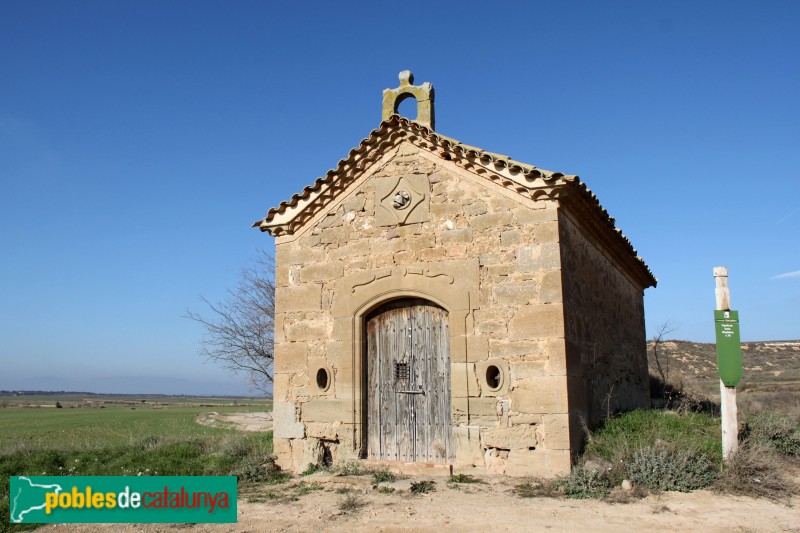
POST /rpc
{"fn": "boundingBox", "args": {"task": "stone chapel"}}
[253,71,656,477]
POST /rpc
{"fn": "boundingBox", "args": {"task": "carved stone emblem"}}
[376,175,428,226]
[392,191,411,209]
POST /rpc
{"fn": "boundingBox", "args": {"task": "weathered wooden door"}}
[366,299,452,463]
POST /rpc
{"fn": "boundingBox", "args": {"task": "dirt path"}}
[41,474,800,532]
[195,411,272,432]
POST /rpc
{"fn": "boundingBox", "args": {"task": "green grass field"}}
[0,402,271,451]
[0,407,263,452]
[0,396,276,532]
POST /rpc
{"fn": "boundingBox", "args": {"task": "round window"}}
[316,368,330,392]
[485,365,503,391]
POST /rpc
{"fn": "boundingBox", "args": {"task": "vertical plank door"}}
[366,300,452,463]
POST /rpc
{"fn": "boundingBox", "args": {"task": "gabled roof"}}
[253,115,656,288]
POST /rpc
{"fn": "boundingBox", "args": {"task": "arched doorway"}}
[365,298,453,463]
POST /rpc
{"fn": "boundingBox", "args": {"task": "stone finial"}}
[398,70,414,86]
[382,70,435,130]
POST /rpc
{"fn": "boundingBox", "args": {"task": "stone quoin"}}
[253,71,656,477]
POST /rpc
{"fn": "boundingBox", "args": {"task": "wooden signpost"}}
[714,266,742,461]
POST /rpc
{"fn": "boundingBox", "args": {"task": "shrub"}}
[334,462,369,476]
[234,458,289,484]
[512,481,546,498]
[715,442,797,503]
[300,463,321,476]
[449,473,483,484]
[626,446,717,492]
[745,411,800,456]
[295,481,322,496]
[584,409,721,483]
[337,492,366,512]
[552,468,611,499]
[410,480,436,494]
[371,468,396,483]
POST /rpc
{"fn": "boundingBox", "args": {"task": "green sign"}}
[9,476,236,524]
[714,309,743,387]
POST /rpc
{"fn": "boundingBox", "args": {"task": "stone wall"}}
[558,210,650,450]
[271,141,572,476]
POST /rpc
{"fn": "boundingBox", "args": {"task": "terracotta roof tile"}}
[253,115,655,287]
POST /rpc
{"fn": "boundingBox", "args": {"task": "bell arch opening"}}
[394,92,419,121]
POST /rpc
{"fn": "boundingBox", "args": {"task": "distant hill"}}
[0,375,261,397]
[651,339,800,400]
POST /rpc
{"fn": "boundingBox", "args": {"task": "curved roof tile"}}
[253,115,656,287]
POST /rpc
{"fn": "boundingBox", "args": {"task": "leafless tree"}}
[186,251,275,395]
[650,321,677,399]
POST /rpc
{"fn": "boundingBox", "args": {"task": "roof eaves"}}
[562,175,657,287]
[252,115,656,287]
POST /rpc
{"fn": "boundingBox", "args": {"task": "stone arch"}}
[382,70,435,130]
[330,260,479,456]
[356,289,450,321]
[392,91,419,120]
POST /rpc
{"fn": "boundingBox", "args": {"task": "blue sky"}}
[1,1,798,395]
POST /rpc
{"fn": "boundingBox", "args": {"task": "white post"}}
[714,266,738,461]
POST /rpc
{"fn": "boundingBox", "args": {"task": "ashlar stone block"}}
[513,205,558,225]
[430,203,461,218]
[453,426,485,469]
[305,421,340,440]
[276,284,321,312]
[481,425,538,450]
[492,280,537,306]
[300,399,352,423]
[453,397,499,425]
[500,229,522,246]
[284,319,330,342]
[544,339,569,376]
[516,242,561,272]
[505,449,571,477]
[541,413,571,450]
[441,228,472,244]
[469,211,514,230]
[534,221,560,244]
[298,261,344,282]
[273,402,305,439]
[510,376,568,414]
[538,270,563,304]
[466,335,489,362]
[272,438,293,471]
[489,339,543,358]
[451,362,480,397]
[274,342,308,373]
[509,360,548,379]
[276,244,324,266]
[508,304,564,340]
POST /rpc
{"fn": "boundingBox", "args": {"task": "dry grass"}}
[602,485,649,504]
[714,442,797,503]
[512,481,550,498]
[337,492,367,512]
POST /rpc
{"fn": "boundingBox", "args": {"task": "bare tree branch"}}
[185,251,275,396]
[650,320,677,400]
